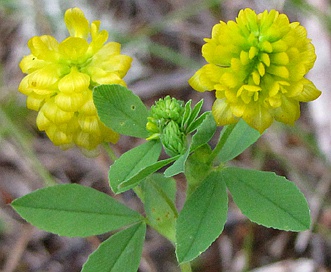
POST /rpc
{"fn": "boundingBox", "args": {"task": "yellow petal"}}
[94,54,132,77]
[270,52,289,65]
[36,111,50,130]
[288,63,306,81]
[244,9,259,34]
[240,90,252,104]
[59,118,80,133]
[28,70,56,89]
[188,65,218,92]
[202,42,232,66]
[93,42,121,59]
[231,101,246,117]
[78,115,101,136]
[46,124,73,146]
[240,50,250,65]
[86,67,126,85]
[273,97,300,125]
[268,96,282,108]
[257,62,265,76]
[268,65,289,79]
[26,93,47,111]
[64,8,89,38]
[90,21,101,40]
[89,21,108,53]
[221,72,240,89]
[291,23,307,39]
[242,103,272,133]
[80,93,97,115]
[58,67,90,94]
[212,99,238,126]
[19,54,47,74]
[41,100,74,124]
[215,87,227,99]
[224,88,237,102]
[260,53,270,67]
[301,44,316,70]
[74,130,99,150]
[249,46,258,59]
[244,85,261,93]
[259,10,278,32]
[28,35,60,61]
[295,79,321,102]
[55,91,88,112]
[252,70,260,85]
[19,66,62,97]
[59,37,89,62]
[18,76,33,95]
[288,46,300,61]
[284,81,303,97]
[268,81,280,97]
[271,39,288,53]
[260,41,273,53]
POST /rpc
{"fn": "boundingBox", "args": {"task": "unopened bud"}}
[161,120,186,156]
[146,96,185,142]
[150,96,184,123]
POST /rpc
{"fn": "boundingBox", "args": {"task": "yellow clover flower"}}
[189,8,321,133]
[19,7,132,151]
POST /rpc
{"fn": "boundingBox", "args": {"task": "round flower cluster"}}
[189,8,321,133]
[19,8,132,152]
[146,96,186,156]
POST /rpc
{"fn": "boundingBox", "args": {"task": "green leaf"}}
[185,99,203,133]
[140,174,177,242]
[222,167,311,231]
[11,184,143,237]
[185,144,213,197]
[217,119,260,163]
[176,171,228,263]
[118,156,178,192]
[109,140,162,193]
[188,100,203,122]
[190,112,217,151]
[164,112,216,178]
[181,100,192,129]
[186,111,210,134]
[164,148,190,177]
[93,84,149,138]
[82,222,146,272]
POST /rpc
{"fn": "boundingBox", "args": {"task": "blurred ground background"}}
[1,0,331,271]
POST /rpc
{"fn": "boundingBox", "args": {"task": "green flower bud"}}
[146,117,160,140]
[150,95,184,124]
[146,117,159,133]
[160,120,186,156]
[146,96,185,142]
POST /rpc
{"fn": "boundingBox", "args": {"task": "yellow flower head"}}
[189,8,321,133]
[19,7,132,151]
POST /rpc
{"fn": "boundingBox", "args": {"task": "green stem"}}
[102,142,118,162]
[207,123,236,165]
[180,262,192,272]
